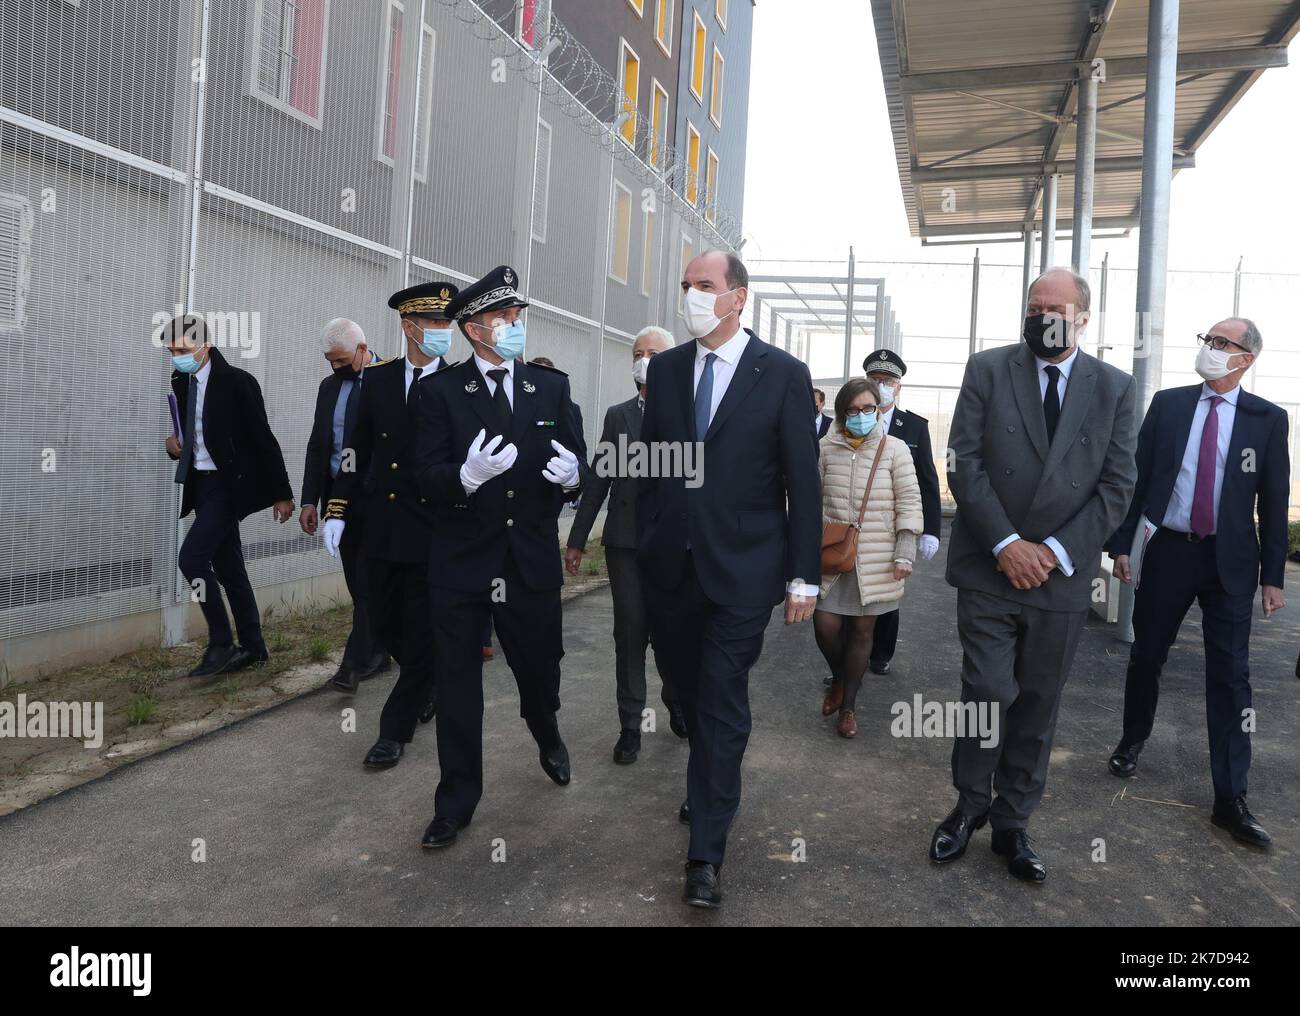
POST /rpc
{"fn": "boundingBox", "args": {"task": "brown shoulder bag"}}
[820,435,888,575]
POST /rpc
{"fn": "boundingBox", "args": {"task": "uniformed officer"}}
[413,265,587,849]
[321,281,459,769]
[861,349,942,675]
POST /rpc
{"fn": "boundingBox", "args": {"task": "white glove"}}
[460,429,518,494]
[323,518,345,558]
[918,534,940,561]
[542,440,580,488]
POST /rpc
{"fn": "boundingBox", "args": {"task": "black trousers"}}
[368,557,436,743]
[431,553,564,823]
[606,546,675,731]
[870,607,900,665]
[178,472,263,650]
[338,510,380,666]
[1122,529,1254,802]
[647,555,772,867]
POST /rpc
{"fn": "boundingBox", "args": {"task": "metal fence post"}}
[842,247,856,382]
[968,247,980,357]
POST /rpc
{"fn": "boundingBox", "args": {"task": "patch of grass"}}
[126,696,159,726]
[306,638,331,663]
[216,676,243,702]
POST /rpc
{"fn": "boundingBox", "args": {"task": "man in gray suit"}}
[931,268,1138,882]
[567,326,687,764]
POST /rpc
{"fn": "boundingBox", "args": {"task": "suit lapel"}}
[1010,347,1050,460]
[510,363,539,443]
[705,334,766,441]
[1168,385,1202,475]
[1221,390,1249,503]
[460,359,502,435]
[1041,350,1097,475]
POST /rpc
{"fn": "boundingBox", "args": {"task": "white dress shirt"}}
[1161,382,1239,534]
[879,404,896,434]
[692,329,749,428]
[473,353,513,407]
[406,356,442,398]
[192,359,216,472]
[991,347,1079,575]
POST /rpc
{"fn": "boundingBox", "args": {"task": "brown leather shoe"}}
[821,684,843,716]
[836,708,858,739]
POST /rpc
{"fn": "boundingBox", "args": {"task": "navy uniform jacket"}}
[168,347,292,520]
[325,357,452,564]
[636,330,822,608]
[1105,383,1290,596]
[415,358,588,593]
[885,406,943,538]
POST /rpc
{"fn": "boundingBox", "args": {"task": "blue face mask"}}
[488,320,526,361]
[171,352,202,374]
[419,327,453,359]
[846,411,877,437]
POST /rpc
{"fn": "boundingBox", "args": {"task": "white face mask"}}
[1195,344,1243,381]
[683,286,737,339]
[878,382,897,407]
[632,356,650,385]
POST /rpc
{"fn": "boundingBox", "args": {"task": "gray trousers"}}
[606,546,676,731]
[951,587,1086,831]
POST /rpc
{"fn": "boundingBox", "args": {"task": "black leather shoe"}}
[227,644,269,672]
[929,806,988,863]
[363,738,404,770]
[679,799,690,824]
[328,662,359,694]
[683,861,721,908]
[668,704,689,739]
[1108,740,1143,777]
[613,729,640,764]
[540,740,571,786]
[991,828,1047,883]
[869,659,891,676]
[355,653,391,681]
[1211,796,1272,847]
[418,691,438,725]
[189,644,237,678]
[421,815,467,849]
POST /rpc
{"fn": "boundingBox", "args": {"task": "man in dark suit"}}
[933,268,1137,883]
[566,325,686,765]
[300,319,389,692]
[1105,317,1288,848]
[320,282,459,769]
[638,251,821,908]
[862,349,943,676]
[162,315,295,677]
[814,388,832,439]
[414,266,588,850]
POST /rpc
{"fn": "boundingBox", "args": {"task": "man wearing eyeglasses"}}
[1105,318,1289,849]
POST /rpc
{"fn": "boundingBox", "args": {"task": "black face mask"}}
[1023,313,1074,359]
[333,363,360,381]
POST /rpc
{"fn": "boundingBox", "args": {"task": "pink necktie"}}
[1190,395,1223,538]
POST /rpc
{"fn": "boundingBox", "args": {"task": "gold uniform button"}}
[506,490,515,499]
[388,493,397,501]
[390,462,398,470]
[506,519,514,527]
[381,432,388,439]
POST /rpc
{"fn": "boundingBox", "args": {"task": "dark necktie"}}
[342,377,361,444]
[1043,365,1061,444]
[1190,395,1224,538]
[695,353,717,441]
[175,375,197,483]
[488,368,512,430]
[407,366,423,408]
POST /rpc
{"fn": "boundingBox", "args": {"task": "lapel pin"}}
[522,380,536,393]
[465,382,479,393]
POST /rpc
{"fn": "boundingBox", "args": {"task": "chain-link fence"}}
[0,0,734,649]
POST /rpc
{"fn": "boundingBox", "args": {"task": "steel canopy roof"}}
[871,0,1300,241]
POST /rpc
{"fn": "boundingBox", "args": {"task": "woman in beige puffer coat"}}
[815,378,924,738]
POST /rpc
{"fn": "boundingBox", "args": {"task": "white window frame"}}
[618,37,641,150]
[609,180,634,285]
[641,203,656,298]
[0,192,33,334]
[248,0,331,130]
[516,0,552,52]
[531,118,553,243]
[375,0,404,167]
[649,78,669,170]
[412,24,437,183]
[709,46,724,128]
[684,120,701,206]
[677,233,695,316]
[689,11,707,103]
[705,147,719,223]
[716,0,728,30]
[654,0,673,58]
[626,0,645,16]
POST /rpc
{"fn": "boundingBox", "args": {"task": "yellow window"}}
[706,150,719,222]
[716,0,728,30]
[710,48,724,126]
[655,0,673,55]
[620,40,640,146]
[610,182,633,283]
[685,123,701,205]
[690,12,706,101]
[650,81,668,168]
